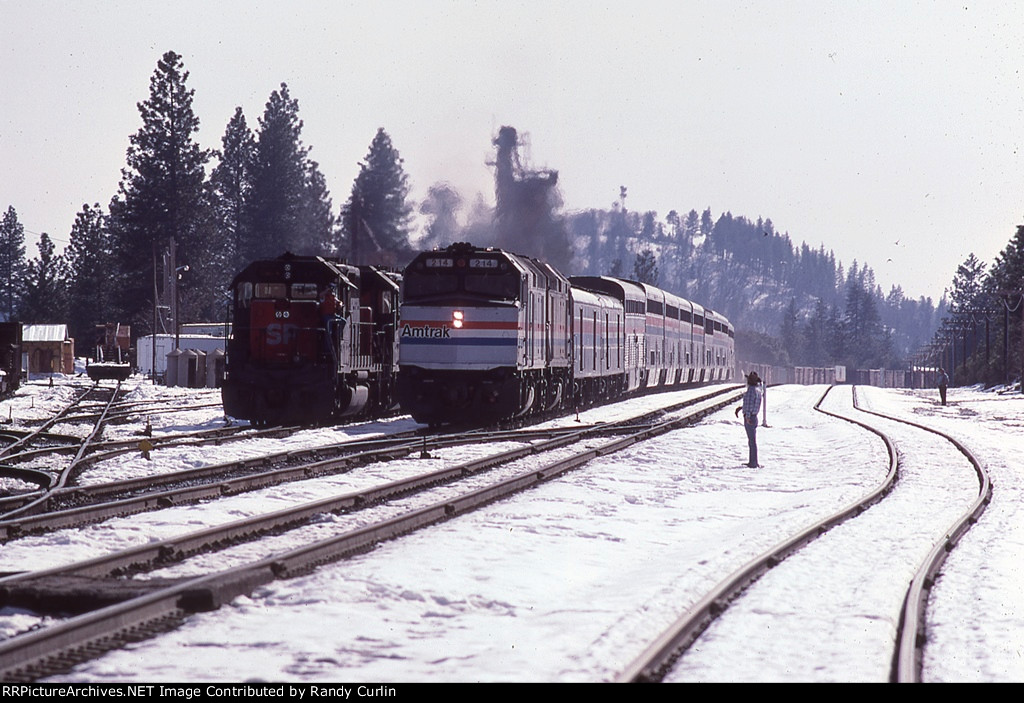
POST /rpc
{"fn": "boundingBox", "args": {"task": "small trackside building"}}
[22,324,74,375]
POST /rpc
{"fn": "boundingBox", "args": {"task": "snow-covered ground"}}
[857,385,1024,682]
[0,375,1021,682]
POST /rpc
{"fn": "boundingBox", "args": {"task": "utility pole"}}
[152,243,158,384]
[168,238,179,351]
[996,288,1024,392]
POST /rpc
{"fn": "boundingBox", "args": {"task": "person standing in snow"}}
[735,371,763,468]
[937,367,949,406]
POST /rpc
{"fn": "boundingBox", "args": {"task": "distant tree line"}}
[928,226,1024,388]
[563,200,944,370]
[0,51,416,347]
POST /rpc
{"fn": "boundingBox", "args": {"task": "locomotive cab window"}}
[291,283,319,299]
[463,271,519,299]
[404,262,518,301]
[255,283,286,299]
[235,282,253,308]
[403,271,459,299]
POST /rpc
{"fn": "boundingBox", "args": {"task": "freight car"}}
[396,242,735,425]
[221,253,400,426]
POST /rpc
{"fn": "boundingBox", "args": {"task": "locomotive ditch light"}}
[452,310,464,329]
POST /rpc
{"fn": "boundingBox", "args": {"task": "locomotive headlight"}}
[452,310,464,329]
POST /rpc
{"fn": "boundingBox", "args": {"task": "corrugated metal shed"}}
[22,324,69,343]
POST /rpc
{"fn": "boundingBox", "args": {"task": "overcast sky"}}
[2,0,1021,301]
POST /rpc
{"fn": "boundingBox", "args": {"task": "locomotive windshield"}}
[254,282,286,299]
[290,283,319,299]
[463,272,518,298]
[404,258,519,301]
[403,271,458,298]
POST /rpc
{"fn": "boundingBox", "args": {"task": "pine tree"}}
[302,159,336,256]
[107,50,212,330]
[247,83,333,261]
[949,253,988,312]
[842,278,885,367]
[780,298,801,364]
[684,209,700,245]
[665,210,681,243]
[211,107,256,273]
[340,128,414,266]
[633,249,659,284]
[64,203,115,345]
[990,226,1024,294]
[988,225,1024,383]
[802,298,831,366]
[0,206,27,321]
[699,208,714,239]
[21,233,69,323]
[826,304,845,365]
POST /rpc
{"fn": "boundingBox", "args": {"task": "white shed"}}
[136,334,226,376]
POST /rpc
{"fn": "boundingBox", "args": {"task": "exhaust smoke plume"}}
[491,126,573,271]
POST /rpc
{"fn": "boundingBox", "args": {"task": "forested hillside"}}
[562,198,945,369]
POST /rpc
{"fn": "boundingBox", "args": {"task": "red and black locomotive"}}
[222,253,400,426]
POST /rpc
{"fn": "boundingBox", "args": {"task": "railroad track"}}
[0,385,743,681]
[618,384,991,683]
[851,387,991,682]
[0,383,124,522]
[0,383,743,540]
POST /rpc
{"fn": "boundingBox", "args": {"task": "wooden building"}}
[23,324,74,375]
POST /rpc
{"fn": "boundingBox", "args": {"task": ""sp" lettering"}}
[265,323,298,345]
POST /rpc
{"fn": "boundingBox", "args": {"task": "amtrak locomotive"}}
[396,242,735,425]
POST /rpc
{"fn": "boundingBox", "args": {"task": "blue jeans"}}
[322,315,344,360]
[744,415,758,467]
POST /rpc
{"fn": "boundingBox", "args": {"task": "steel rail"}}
[616,384,900,682]
[0,425,625,540]
[0,389,742,681]
[0,385,98,460]
[0,384,122,523]
[0,423,309,514]
[0,387,736,540]
[850,388,992,683]
[0,390,741,580]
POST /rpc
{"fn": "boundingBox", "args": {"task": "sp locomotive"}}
[221,253,400,426]
[396,242,735,425]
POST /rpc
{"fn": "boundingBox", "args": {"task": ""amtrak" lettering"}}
[401,324,451,338]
